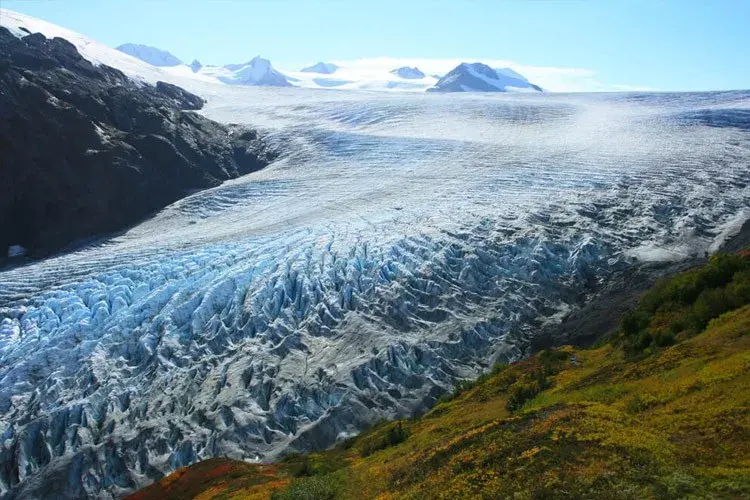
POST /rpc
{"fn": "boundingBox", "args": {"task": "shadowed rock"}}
[0,27,276,261]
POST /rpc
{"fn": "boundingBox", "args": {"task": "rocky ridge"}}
[0,27,276,261]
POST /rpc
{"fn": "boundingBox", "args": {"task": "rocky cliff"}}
[0,27,276,261]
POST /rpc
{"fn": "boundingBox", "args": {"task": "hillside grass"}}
[129,251,750,500]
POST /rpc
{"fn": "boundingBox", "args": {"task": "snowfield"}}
[1,8,750,500]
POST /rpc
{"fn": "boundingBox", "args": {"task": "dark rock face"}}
[0,28,276,261]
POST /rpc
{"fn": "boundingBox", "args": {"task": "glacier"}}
[0,86,749,498]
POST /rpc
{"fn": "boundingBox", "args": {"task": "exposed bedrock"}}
[0,27,276,260]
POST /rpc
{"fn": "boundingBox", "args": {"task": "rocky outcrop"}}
[0,27,276,261]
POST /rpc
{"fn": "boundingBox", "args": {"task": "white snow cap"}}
[300,62,339,74]
[116,43,183,67]
[390,66,426,79]
[217,56,292,86]
[428,62,542,92]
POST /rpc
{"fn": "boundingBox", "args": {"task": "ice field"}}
[1,87,749,497]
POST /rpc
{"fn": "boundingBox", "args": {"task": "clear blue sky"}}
[3,0,749,91]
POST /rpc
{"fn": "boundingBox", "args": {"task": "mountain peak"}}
[390,66,426,79]
[116,43,182,67]
[428,62,542,93]
[300,62,339,74]
[219,56,292,87]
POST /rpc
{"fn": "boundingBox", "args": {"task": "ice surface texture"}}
[0,87,749,498]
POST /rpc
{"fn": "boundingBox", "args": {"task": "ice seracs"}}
[390,66,426,79]
[427,62,542,92]
[116,42,183,66]
[300,61,339,74]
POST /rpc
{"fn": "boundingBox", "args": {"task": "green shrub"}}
[271,472,345,500]
[292,456,314,477]
[360,421,408,457]
[626,394,655,414]
[506,380,543,412]
[621,310,650,336]
[638,253,747,314]
[652,331,675,348]
[619,252,749,356]
[538,349,569,376]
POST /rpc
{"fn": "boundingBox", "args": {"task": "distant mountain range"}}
[40,25,544,93]
[113,39,545,93]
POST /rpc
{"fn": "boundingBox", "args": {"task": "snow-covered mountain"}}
[116,42,182,66]
[390,66,426,79]
[0,10,540,94]
[200,56,293,86]
[284,64,438,92]
[300,61,339,74]
[0,8,222,92]
[428,62,542,92]
[495,67,529,83]
[0,9,173,84]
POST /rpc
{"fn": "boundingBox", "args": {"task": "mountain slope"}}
[116,43,183,67]
[129,250,750,499]
[0,26,275,261]
[428,62,542,92]
[495,66,530,83]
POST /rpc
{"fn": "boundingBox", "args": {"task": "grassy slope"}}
[129,252,750,500]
